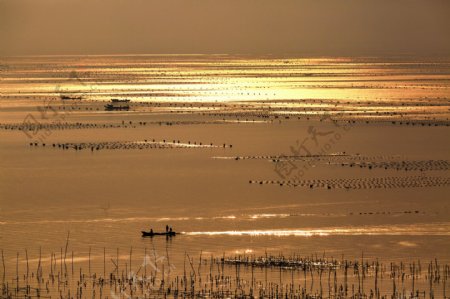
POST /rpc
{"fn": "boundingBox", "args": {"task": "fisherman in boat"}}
[142,226,175,237]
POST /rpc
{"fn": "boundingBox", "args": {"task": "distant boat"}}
[61,95,82,100]
[141,231,177,237]
[105,98,131,111]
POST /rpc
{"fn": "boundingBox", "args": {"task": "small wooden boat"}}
[61,95,83,100]
[141,231,176,237]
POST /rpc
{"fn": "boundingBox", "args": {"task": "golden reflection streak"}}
[185,223,450,237]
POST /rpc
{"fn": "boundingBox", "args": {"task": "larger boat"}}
[105,99,130,111]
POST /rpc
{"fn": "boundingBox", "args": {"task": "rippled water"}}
[1,55,450,103]
[0,56,449,288]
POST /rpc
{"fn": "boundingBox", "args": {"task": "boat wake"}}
[184,223,450,237]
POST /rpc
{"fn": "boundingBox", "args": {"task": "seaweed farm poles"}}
[1,248,449,298]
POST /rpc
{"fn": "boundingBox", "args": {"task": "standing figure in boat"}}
[142,226,176,237]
